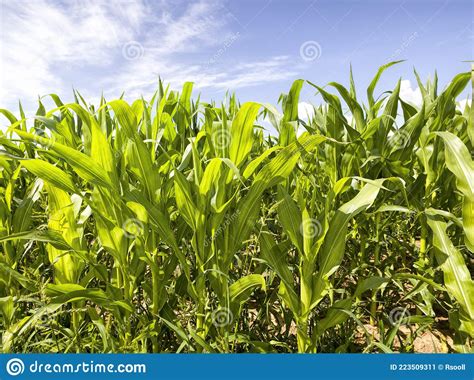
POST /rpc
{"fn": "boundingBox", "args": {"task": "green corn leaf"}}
[242,146,280,180]
[45,183,83,284]
[435,132,474,199]
[463,198,474,252]
[367,60,404,115]
[21,159,77,194]
[259,231,299,314]
[276,186,303,254]
[11,179,42,238]
[12,129,113,189]
[126,139,159,200]
[354,277,389,298]
[427,214,474,336]
[255,134,327,188]
[0,263,35,291]
[283,80,304,122]
[199,158,222,197]
[231,134,326,254]
[90,118,118,188]
[313,298,352,339]
[174,170,199,230]
[328,81,365,131]
[313,179,387,305]
[106,100,138,138]
[435,131,474,250]
[280,80,304,146]
[229,274,266,305]
[229,102,261,167]
[46,284,133,313]
[0,229,75,251]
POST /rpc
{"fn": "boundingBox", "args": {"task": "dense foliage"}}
[0,62,473,353]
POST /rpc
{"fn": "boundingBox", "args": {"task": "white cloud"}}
[0,0,297,113]
[398,81,469,113]
[151,0,227,54]
[0,0,148,107]
[457,98,470,111]
[399,79,422,107]
[261,101,316,137]
[298,102,315,121]
[97,55,298,105]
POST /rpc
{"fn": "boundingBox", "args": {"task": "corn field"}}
[0,62,473,353]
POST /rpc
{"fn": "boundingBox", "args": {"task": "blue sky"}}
[0,0,472,114]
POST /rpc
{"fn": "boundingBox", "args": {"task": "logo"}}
[389,306,411,325]
[299,40,322,62]
[6,358,25,376]
[211,308,233,327]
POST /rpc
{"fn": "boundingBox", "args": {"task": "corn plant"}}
[0,63,472,353]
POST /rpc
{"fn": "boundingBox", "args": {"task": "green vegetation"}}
[0,63,473,353]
